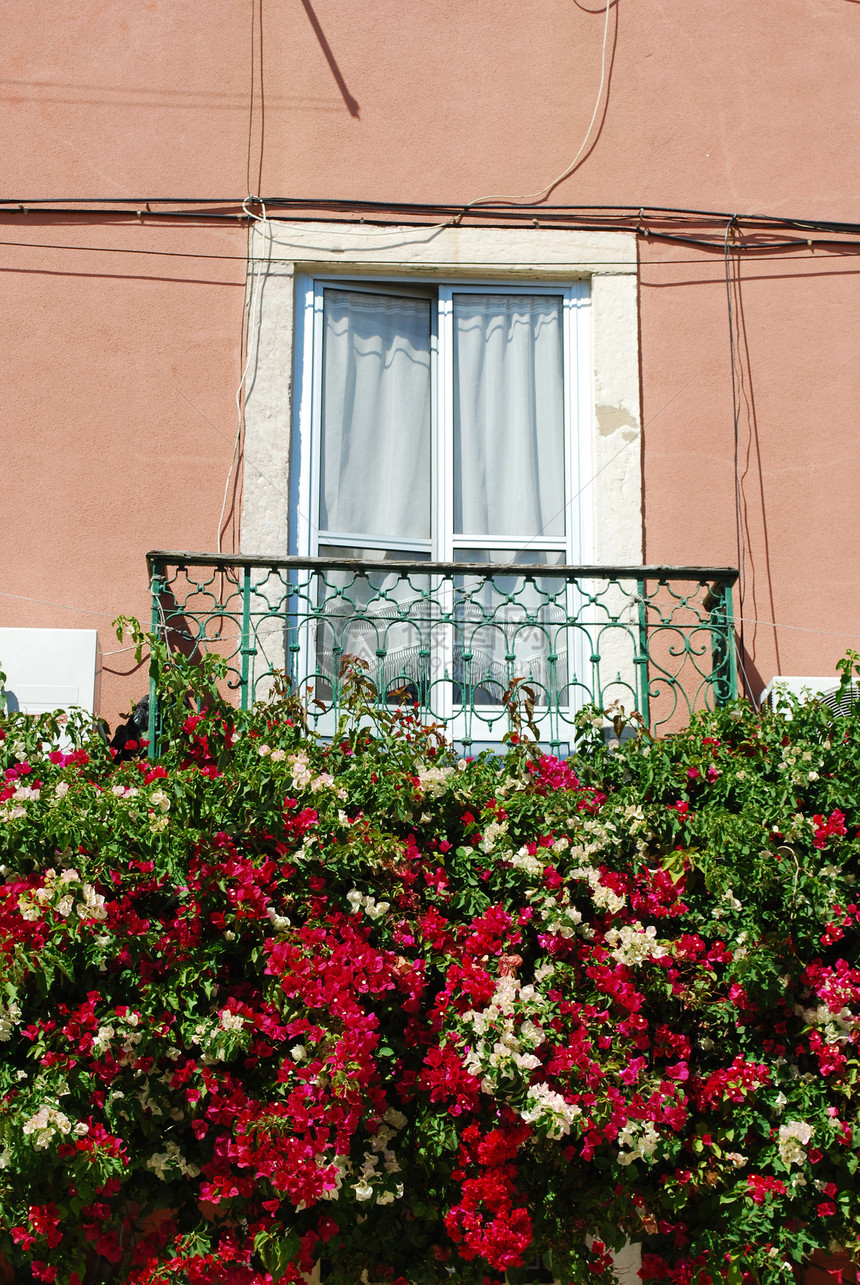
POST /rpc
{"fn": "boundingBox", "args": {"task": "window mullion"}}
[562,288,576,564]
[571,282,593,564]
[435,287,454,561]
[434,288,455,727]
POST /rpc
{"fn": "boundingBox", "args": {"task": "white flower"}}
[78,884,107,921]
[370,1126,395,1152]
[722,888,742,912]
[289,752,313,788]
[257,743,272,757]
[56,895,74,918]
[290,1044,307,1062]
[352,1180,374,1201]
[605,922,668,966]
[22,1104,76,1150]
[778,1121,813,1167]
[267,907,291,932]
[480,818,509,854]
[617,1121,660,1166]
[416,765,453,798]
[270,748,286,762]
[92,1025,115,1055]
[0,1000,21,1041]
[150,789,170,813]
[219,1010,244,1032]
[591,882,626,914]
[519,1083,581,1139]
[511,846,544,877]
[54,781,70,799]
[384,1108,408,1131]
[726,1151,748,1169]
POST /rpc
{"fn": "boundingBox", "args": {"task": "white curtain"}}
[320,289,431,542]
[316,288,569,708]
[456,550,569,705]
[453,293,565,540]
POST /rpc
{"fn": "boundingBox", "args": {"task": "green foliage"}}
[1,636,860,1284]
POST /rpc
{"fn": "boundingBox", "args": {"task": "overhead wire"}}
[458,0,613,213]
[7,585,860,654]
[215,0,264,555]
[216,200,271,553]
[2,229,859,266]
[4,198,860,237]
[724,218,748,699]
[278,0,613,246]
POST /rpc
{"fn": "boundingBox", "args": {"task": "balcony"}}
[147,553,738,750]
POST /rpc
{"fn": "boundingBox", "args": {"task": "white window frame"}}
[292,274,593,565]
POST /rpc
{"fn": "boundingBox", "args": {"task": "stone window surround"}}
[240,221,641,566]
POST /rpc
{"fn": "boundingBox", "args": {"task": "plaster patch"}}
[597,404,639,441]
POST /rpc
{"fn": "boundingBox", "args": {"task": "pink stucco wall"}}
[3,0,860,722]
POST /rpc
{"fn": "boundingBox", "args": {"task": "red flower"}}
[746,1174,787,1204]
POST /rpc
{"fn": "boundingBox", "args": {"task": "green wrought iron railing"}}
[146,552,738,751]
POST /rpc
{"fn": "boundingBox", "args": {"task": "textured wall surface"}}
[3,0,859,719]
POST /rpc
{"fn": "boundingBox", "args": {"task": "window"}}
[292,277,592,566]
[240,222,642,737]
[289,276,593,718]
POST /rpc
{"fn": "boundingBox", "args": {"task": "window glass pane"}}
[320,290,431,540]
[454,549,567,705]
[314,544,431,705]
[453,294,565,540]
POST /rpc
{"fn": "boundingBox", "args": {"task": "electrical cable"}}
[2,225,860,261]
[214,0,267,557]
[3,218,860,263]
[0,591,118,618]
[5,197,860,232]
[734,635,759,712]
[459,0,613,213]
[5,198,860,239]
[216,201,272,553]
[263,0,613,245]
[724,218,749,699]
[518,377,696,555]
[246,0,257,199]
[8,584,860,661]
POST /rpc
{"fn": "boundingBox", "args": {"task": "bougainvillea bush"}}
[3,639,860,1285]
